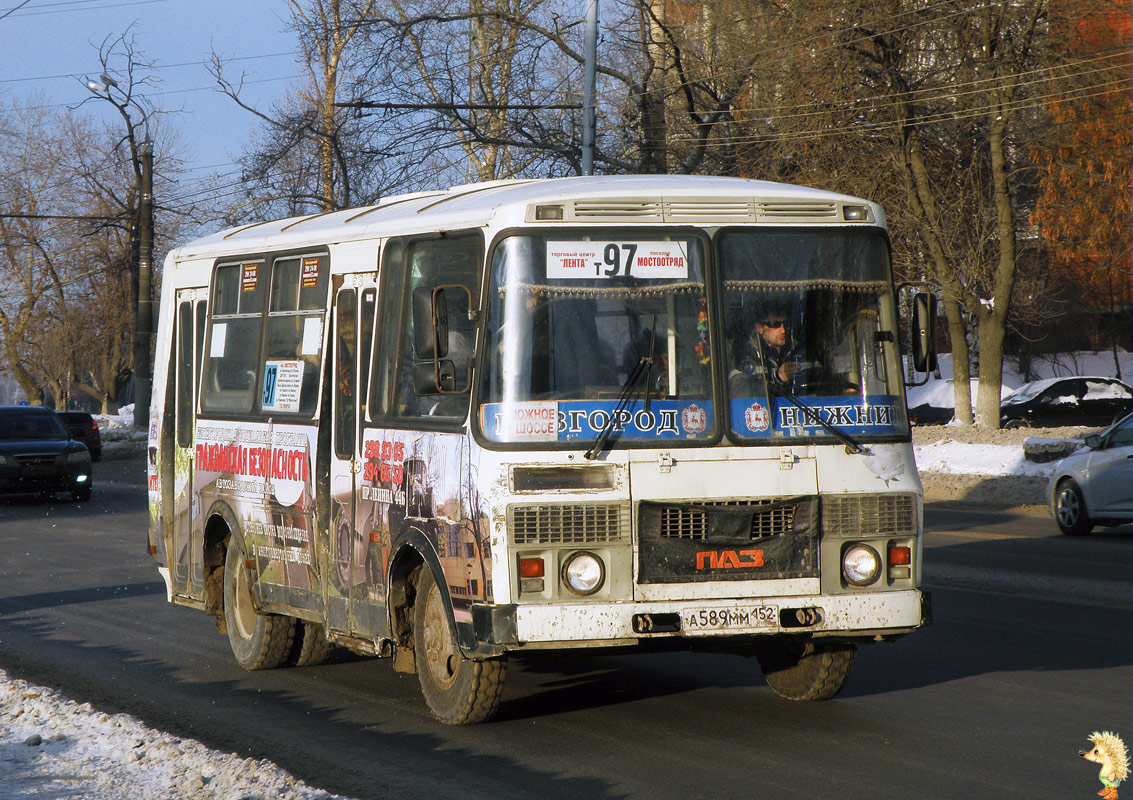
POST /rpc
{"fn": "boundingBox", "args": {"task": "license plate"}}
[683,605,778,632]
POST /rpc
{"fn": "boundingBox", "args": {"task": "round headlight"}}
[842,544,881,587]
[561,551,605,596]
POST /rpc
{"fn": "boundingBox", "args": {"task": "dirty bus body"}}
[147,175,930,724]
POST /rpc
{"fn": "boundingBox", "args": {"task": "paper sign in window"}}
[261,360,304,412]
[210,323,227,357]
[241,264,259,292]
[301,257,320,288]
[546,241,689,280]
[301,317,323,355]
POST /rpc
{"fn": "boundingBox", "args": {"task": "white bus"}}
[147,175,932,724]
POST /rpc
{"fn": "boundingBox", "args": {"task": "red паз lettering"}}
[695,549,765,569]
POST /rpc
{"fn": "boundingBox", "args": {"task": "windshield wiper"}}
[584,317,656,460]
[773,385,867,455]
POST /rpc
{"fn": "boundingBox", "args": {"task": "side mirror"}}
[412,286,449,360]
[912,293,938,373]
[1084,433,1102,449]
[413,360,456,395]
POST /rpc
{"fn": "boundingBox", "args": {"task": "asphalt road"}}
[1,455,1129,800]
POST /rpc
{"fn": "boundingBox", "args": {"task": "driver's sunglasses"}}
[760,319,787,329]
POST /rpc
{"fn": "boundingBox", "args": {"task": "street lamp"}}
[84,72,154,430]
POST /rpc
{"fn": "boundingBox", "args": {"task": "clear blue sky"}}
[0,0,300,194]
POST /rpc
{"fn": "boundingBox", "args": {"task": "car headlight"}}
[561,551,605,596]
[0,453,13,466]
[842,544,881,587]
[67,451,91,464]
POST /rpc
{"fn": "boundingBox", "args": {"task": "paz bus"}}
[147,175,933,724]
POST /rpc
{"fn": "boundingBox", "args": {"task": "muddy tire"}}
[413,567,506,724]
[223,542,296,670]
[290,620,335,667]
[755,639,855,701]
[1053,479,1093,536]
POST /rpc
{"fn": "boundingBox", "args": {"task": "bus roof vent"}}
[757,201,839,221]
[571,199,665,221]
[664,198,757,223]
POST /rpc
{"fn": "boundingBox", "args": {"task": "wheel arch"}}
[203,499,246,617]
[385,527,474,663]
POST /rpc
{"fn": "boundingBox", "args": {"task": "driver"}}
[729,303,800,394]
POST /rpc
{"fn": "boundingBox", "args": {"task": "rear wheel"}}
[223,542,296,670]
[1003,418,1030,430]
[1054,479,1093,536]
[413,567,506,724]
[290,620,335,667]
[755,639,855,701]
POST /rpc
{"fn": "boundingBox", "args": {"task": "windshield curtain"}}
[479,233,714,445]
[719,231,908,440]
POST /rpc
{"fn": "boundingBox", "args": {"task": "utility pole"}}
[581,0,598,176]
[134,141,154,429]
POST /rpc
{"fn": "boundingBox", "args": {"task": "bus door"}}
[171,290,207,600]
[327,280,380,636]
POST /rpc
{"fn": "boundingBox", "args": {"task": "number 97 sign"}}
[546,241,689,280]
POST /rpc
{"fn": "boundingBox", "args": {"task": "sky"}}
[0,0,302,202]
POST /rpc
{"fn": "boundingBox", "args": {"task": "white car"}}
[1048,413,1133,535]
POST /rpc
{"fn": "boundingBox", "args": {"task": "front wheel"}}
[1054,479,1093,536]
[413,567,506,724]
[755,639,855,701]
[223,542,296,670]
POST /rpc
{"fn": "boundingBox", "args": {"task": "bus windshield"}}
[719,230,908,440]
[479,232,714,445]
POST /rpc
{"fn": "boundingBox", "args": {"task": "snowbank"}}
[0,669,351,800]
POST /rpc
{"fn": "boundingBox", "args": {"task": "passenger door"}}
[171,291,207,599]
[326,279,379,636]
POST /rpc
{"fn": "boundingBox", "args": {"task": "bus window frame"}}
[469,225,722,453]
[366,231,485,434]
[198,248,330,422]
[713,224,911,448]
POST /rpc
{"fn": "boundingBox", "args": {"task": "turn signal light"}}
[519,556,545,578]
[888,545,911,565]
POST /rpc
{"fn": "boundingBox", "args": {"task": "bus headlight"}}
[561,551,605,596]
[842,544,881,587]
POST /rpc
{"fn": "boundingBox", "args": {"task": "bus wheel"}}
[755,639,855,701]
[290,620,335,667]
[223,542,296,670]
[413,568,506,725]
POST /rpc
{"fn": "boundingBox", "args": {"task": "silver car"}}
[1048,413,1133,535]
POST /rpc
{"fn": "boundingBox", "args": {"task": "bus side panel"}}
[356,428,491,632]
[193,420,325,615]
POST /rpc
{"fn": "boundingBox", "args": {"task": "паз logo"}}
[696,549,765,569]
[1082,731,1129,800]
[681,403,707,434]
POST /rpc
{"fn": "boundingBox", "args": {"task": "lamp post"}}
[85,74,154,429]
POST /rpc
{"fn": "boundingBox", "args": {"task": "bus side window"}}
[175,301,194,448]
[394,236,480,421]
[370,240,405,420]
[334,288,357,459]
[201,261,266,414]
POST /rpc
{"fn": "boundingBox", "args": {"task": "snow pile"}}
[94,405,149,459]
[0,669,351,800]
[913,438,1053,478]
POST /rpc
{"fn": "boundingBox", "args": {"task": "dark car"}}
[56,410,102,461]
[1000,376,1133,429]
[0,406,93,501]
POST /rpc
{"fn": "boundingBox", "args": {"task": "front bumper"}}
[0,464,91,494]
[473,589,930,649]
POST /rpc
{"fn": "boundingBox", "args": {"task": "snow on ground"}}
[0,669,350,800]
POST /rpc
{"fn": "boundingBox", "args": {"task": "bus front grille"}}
[658,499,797,540]
[821,493,917,538]
[509,503,628,545]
